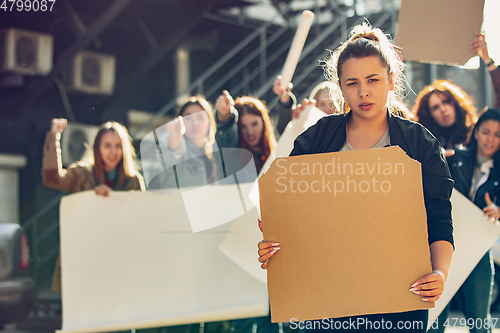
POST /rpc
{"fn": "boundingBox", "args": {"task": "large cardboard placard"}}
[58,190,268,333]
[396,0,485,65]
[259,146,433,323]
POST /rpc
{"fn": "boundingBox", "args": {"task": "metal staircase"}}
[20,192,63,328]
[131,0,400,136]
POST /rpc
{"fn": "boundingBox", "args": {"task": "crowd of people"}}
[42,20,500,333]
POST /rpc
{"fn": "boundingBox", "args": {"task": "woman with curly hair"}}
[412,80,478,149]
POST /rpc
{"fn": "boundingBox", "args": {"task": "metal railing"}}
[23,193,64,288]
[130,0,359,137]
[130,1,296,137]
[131,0,400,138]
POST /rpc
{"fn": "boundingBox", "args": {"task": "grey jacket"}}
[148,133,216,190]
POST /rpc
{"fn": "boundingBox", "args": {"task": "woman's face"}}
[339,56,393,122]
[240,113,264,149]
[314,90,335,114]
[474,119,500,159]
[428,92,456,128]
[182,104,210,146]
[100,131,123,172]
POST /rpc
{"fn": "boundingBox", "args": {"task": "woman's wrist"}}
[280,93,291,104]
[433,269,446,282]
[48,131,62,140]
[485,58,497,71]
[217,108,232,123]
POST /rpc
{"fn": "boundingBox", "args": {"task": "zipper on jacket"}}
[452,161,470,191]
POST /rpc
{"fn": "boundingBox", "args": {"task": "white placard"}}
[58,190,269,333]
[428,189,500,327]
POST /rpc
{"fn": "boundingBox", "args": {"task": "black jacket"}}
[447,147,500,209]
[290,111,454,246]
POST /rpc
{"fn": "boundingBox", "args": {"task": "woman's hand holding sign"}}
[257,219,280,269]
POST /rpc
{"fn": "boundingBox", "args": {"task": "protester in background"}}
[471,32,500,108]
[235,96,277,173]
[215,92,277,174]
[412,80,478,149]
[42,118,145,294]
[141,96,228,333]
[273,77,337,134]
[431,108,500,333]
[258,22,454,332]
[412,32,500,151]
[150,95,218,190]
[214,90,240,150]
[420,31,500,333]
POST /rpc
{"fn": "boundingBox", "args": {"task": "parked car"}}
[0,222,36,326]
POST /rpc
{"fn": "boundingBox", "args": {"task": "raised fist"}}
[51,118,68,134]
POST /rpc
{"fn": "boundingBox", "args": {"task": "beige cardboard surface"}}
[259,146,433,323]
[396,0,484,65]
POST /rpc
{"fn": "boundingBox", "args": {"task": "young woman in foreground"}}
[257,23,454,332]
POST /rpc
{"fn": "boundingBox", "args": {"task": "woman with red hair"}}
[412,80,478,149]
[215,90,277,173]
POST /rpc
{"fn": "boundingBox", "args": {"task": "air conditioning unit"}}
[61,123,100,166]
[66,51,116,95]
[0,28,53,75]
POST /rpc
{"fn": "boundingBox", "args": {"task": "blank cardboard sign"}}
[396,0,484,65]
[259,146,433,323]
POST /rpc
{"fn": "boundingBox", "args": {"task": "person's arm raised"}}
[470,32,497,71]
[274,75,298,135]
[273,75,293,104]
[471,32,500,107]
[215,90,235,123]
[166,116,185,151]
[42,118,79,192]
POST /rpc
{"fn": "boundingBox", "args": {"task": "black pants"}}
[295,310,428,332]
